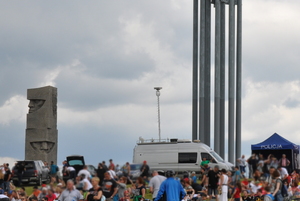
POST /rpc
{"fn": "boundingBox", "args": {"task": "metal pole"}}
[154,87,162,142]
[157,95,161,142]
[219,0,226,159]
[236,0,242,161]
[214,0,221,154]
[204,0,211,146]
[199,0,206,143]
[228,0,236,163]
[192,0,199,141]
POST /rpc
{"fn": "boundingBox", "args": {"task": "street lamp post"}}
[154,87,162,142]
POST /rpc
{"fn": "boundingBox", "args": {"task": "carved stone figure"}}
[25,86,58,164]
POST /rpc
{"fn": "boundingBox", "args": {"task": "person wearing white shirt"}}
[278,166,290,184]
[107,169,117,180]
[149,171,166,199]
[79,174,92,191]
[237,155,246,174]
[77,166,91,180]
[67,166,76,181]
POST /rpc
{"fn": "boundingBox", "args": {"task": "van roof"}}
[137,138,210,146]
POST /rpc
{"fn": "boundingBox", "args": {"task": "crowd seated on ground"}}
[2,154,300,201]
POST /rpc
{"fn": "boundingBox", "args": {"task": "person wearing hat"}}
[191,172,197,183]
[37,187,48,201]
[140,161,150,182]
[0,189,10,201]
[154,170,186,201]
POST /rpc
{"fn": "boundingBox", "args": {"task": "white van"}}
[133,138,234,174]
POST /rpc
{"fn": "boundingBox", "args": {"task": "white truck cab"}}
[133,138,234,174]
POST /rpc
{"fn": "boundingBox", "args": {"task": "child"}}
[191,172,197,184]
[231,182,242,201]
[264,187,274,201]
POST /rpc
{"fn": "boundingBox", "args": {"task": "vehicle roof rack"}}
[137,137,192,144]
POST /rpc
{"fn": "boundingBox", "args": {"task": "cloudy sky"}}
[1,0,300,167]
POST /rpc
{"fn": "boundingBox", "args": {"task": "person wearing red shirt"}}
[232,182,242,201]
[46,189,57,201]
[109,159,115,171]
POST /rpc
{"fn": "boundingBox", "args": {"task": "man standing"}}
[247,154,258,178]
[16,162,26,186]
[59,180,83,201]
[122,162,131,178]
[232,166,242,184]
[108,159,115,171]
[102,172,118,201]
[49,161,58,181]
[77,165,91,180]
[140,161,150,181]
[102,161,108,172]
[237,155,246,174]
[207,165,220,200]
[3,166,11,192]
[149,171,166,201]
[278,154,290,172]
[154,170,185,201]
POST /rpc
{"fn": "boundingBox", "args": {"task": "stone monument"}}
[25,86,58,164]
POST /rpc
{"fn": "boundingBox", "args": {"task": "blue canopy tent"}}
[251,133,300,171]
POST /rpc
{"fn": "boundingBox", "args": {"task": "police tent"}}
[251,133,300,170]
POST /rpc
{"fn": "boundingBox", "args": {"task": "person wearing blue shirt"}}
[233,166,241,184]
[191,172,197,183]
[154,170,186,201]
[50,161,58,179]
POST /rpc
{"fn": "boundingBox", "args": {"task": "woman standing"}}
[272,170,283,201]
[219,169,228,201]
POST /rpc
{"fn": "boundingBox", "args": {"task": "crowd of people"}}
[191,153,300,201]
[1,154,300,201]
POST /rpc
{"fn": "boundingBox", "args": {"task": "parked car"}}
[12,160,50,185]
[86,165,96,177]
[62,155,85,181]
[129,163,142,181]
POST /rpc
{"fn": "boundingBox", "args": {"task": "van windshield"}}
[210,151,224,162]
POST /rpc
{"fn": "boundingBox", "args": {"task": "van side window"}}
[178,153,197,163]
[201,153,216,163]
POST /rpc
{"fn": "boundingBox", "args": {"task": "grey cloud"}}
[283,98,300,108]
